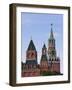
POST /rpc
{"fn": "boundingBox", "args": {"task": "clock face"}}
[31,53,34,57]
[27,52,35,59]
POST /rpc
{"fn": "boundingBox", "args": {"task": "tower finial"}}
[51,23,53,30]
[50,23,54,38]
[51,23,53,26]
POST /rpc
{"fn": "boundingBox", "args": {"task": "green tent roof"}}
[41,55,48,61]
[27,40,36,51]
[42,44,46,49]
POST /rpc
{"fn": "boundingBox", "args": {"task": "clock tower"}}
[48,24,56,60]
[26,39,37,66]
[22,39,40,77]
[48,24,60,73]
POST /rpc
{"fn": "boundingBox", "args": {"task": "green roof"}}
[27,40,36,51]
[43,44,46,49]
[41,55,48,61]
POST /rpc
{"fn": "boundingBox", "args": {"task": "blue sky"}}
[21,12,63,72]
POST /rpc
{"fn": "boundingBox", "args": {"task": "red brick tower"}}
[48,24,60,73]
[22,39,40,77]
[40,44,48,73]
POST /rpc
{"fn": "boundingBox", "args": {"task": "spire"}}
[43,44,46,49]
[48,24,56,59]
[50,24,54,39]
[27,39,36,51]
[42,44,47,55]
[41,44,48,61]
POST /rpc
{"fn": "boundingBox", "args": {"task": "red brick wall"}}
[22,60,60,77]
[51,61,60,73]
[40,61,48,72]
[22,69,40,77]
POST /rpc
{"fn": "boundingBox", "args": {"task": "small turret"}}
[42,44,47,55]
